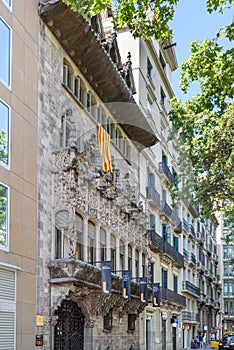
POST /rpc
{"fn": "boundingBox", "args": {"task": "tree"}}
[62,0,179,41]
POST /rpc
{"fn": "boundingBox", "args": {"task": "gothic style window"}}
[75,214,83,260]
[55,210,69,259]
[128,244,132,270]
[135,250,139,278]
[103,308,113,331]
[119,240,124,274]
[88,221,96,264]
[110,234,116,272]
[128,314,136,332]
[100,228,106,262]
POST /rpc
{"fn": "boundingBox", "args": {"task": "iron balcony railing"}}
[183,218,189,232]
[181,311,200,322]
[163,240,184,267]
[182,280,200,297]
[148,229,163,251]
[159,162,174,184]
[148,230,184,267]
[160,200,173,219]
[190,252,196,265]
[146,186,160,208]
[160,287,186,307]
[160,201,182,233]
[189,224,196,239]
[183,248,189,260]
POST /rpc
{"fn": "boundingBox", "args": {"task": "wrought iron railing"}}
[148,230,163,250]
[182,280,200,297]
[159,162,174,184]
[146,186,160,207]
[161,287,186,307]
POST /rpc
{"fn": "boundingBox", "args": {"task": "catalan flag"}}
[97,124,113,173]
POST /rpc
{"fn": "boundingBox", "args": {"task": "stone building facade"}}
[37,1,158,349]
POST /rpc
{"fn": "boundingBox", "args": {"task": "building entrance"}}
[54,300,85,350]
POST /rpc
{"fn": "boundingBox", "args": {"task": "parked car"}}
[219,334,234,349]
[211,339,220,348]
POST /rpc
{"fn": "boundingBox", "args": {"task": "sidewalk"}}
[188,345,214,350]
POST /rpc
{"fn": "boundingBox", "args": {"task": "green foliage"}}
[170,16,234,221]
[62,0,179,41]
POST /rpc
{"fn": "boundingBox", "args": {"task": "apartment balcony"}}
[148,231,184,267]
[182,218,189,232]
[182,281,200,297]
[197,292,206,304]
[183,248,189,261]
[148,229,163,252]
[146,186,161,209]
[172,214,182,234]
[160,200,173,221]
[159,162,174,184]
[188,202,199,218]
[181,311,200,323]
[160,287,186,308]
[189,224,196,239]
[163,241,184,268]
[48,258,140,296]
[189,252,196,266]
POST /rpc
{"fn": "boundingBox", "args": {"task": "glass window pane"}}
[0,183,8,249]
[0,18,11,86]
[0,100,9,166]
[3,0,11,7]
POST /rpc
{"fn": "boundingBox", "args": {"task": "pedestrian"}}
[199,333,204,348]
[195,336,199,345]
[203,333,206,348]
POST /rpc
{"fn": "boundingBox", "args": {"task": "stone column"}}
[84,319,95,350]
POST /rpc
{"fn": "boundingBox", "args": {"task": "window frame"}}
[0,98,10,168]
[0,266,16,350]
[0,16,12,88]
[103,308,113,331]
[128,314,136,332]
[2,0,12,10]
[0,182,10,251]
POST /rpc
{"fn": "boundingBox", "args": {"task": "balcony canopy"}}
[39,0,158,150]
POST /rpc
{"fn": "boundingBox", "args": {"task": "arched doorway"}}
[54,300,85,350]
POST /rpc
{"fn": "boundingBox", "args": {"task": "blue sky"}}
[170,0,233,101]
